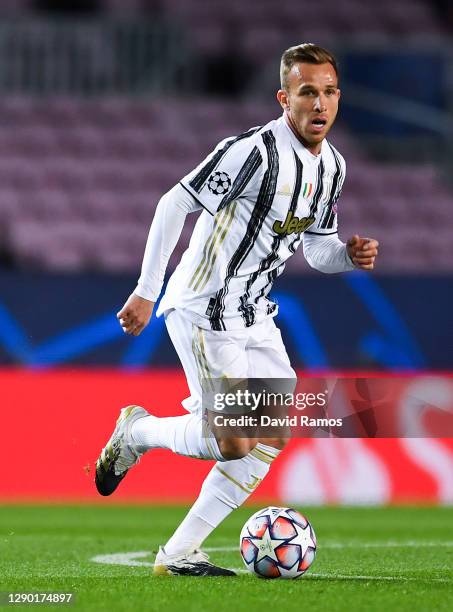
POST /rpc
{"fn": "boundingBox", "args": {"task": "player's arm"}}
[117,184,200,336]
[303,230,356,273]
[303,231,379,273]
[303,154,378,273]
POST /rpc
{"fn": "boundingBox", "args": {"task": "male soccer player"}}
[95,43,378,576]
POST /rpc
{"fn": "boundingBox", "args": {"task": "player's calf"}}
[217,436,288,459]
[217,437,258,460]
[258,437,289,451]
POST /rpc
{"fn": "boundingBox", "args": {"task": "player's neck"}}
[284,113,322,157]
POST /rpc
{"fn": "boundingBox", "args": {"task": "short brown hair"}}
[280,43,339,89]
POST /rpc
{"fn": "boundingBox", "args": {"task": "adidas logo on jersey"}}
[276,183,292,196]
[273,211,315,236]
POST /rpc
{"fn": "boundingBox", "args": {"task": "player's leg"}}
[155,443,288,571]
[95,309,260,497]
[130,308,255,460]
[155,317,295,575]
[151,310,264,575]
[248,317,295,452]
[95,407,229,496]
[95,310,239,496]
[157,441,288,564]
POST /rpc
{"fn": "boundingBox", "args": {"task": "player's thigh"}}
[164,309,203,411]
[165,309,249,412]
[198,326,249,380]
[247,317,296,379]
[247,318,295,448]
[199,326,254,450]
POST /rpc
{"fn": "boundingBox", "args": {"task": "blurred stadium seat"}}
[0,1,449,274]
[0,95,451,273]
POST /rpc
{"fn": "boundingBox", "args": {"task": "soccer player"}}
[95,43,379,576]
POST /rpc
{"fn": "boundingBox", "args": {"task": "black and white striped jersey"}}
[157,115,346,331]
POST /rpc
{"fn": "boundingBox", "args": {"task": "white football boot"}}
[95,405,149,496]
[153,546,236,577]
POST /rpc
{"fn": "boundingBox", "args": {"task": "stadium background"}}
[1,0,452,506]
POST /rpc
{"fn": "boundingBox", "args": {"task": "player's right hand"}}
[117,293,155,336]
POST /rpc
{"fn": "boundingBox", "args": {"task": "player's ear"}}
[277,89,289,111]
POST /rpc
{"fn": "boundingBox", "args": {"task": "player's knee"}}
[259,437,289,451]
[218,437,256,460]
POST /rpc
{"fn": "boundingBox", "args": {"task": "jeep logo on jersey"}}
[207,171,232,195]
[273,211,315,236]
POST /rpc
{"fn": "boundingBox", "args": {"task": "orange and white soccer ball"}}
[240,506,316,579]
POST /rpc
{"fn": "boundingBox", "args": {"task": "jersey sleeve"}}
[134,183,199,302]
[179,129,264,215]
[307,152,346,236]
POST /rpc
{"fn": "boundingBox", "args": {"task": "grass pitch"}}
[1,505,453,611]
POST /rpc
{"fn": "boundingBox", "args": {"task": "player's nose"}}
[314,95,327,112]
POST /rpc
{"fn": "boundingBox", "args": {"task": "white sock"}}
[131,413,224,461]
[163,443,280,556]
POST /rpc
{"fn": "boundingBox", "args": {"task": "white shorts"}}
[164,309,296,413]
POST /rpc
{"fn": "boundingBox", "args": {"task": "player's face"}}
[277,62,340,155]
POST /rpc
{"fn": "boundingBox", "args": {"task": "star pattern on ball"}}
[252,526,283,563]
[294,522,316,557]
[278,566,302,578]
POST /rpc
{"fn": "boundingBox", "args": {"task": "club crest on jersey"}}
[302,182,313,198]
[273,211,315,236]
[207,171,232,195]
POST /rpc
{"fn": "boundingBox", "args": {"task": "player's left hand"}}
[346,234,379,270]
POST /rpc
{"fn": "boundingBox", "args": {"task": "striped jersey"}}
[157,114,346,331]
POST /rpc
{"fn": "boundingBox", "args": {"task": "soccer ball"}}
[240,506,316,579]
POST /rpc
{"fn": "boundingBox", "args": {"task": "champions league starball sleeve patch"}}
[207,171,232,195]
[179,128,263,215]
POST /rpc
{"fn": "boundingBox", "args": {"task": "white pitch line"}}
[91,551,154,567]
[90,549,453,583]
[91,541,453,566]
